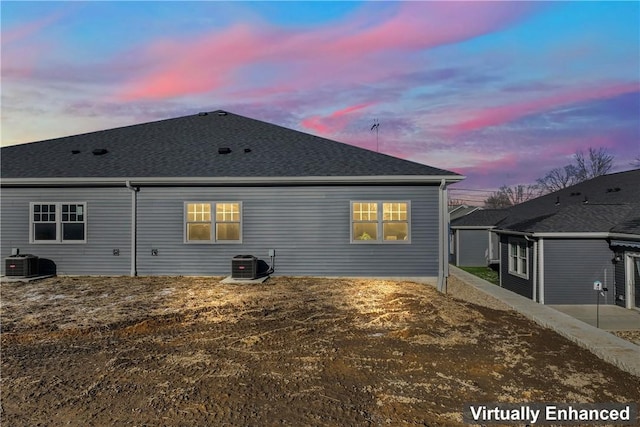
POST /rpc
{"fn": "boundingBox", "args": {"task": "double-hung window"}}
[351,201,410,243]
[30,202,87,243]
[508,240,528,278]
[185,202,242,243]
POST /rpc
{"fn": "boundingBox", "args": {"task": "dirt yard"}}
[2,275,639,426]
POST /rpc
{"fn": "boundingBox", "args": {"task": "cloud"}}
[1,6,80,79]
[113,2,539,102]
[301,103,375,135]
[451,82,639,133]
[1,9,66,45]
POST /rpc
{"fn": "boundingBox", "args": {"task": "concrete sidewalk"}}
[449,265,640,378]
[550,304,640,331]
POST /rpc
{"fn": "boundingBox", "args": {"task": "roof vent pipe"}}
[218,147,231,154]
[198,112,208,116]
[92,148,108,156]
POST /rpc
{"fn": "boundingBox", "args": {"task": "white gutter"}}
[125,180,139,276]
[450,225,495,230]
[495,230,613,239]
[609,233,640,241]
[493,229,534,237]
[532,232,611,238]
[1,174,465,187]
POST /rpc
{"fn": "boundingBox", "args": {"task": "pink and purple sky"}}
[2,1,639,203]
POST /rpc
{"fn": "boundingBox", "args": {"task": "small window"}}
[62,204,86,240]
[351,201,410,243]
[185,202,242,243]
[352,202,378,241]
[186,203,212,241]
[30,202,86,243]
[215,203,241,241]
[508,240,528,278]
[382,202,408,241]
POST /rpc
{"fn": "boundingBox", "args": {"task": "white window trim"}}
[508,239,529,279]
[350,201,411,244]
[184,201,243,244]
[29,202,87,244]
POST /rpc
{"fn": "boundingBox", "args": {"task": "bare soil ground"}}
[2,275,639,426]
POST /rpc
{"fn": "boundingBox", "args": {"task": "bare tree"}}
[448,198,467,207]
[631,155,640,168]
[484,191,512,209]
[536,164,580,193]
[484,184,539,208]
[505,184,540,205]
[537,147,614,194]
[573,147,613,180]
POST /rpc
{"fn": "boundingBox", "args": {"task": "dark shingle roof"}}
[505,204,637,233]
[611,207,640,235]
[1,110,460,180]
[451,208,510,227]
[493,169,640,236]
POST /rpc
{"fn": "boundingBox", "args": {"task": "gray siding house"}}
[1,110,462,286]
[492,169,640,309]
[450,209,508,267]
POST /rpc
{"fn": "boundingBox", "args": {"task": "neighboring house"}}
[450,209,509,267]
[491,169,640,308]
[449,204,481,221]
[447,204,482,264]
[1,110,463,285]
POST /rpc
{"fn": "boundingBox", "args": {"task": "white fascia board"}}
[495,229,639,240]
[1,174,465,187]
[450,225,495,230]
[609,233,640,241]
[495,229,611,239]
[532,232,611,239]
[492,229,533,237]
[1,177,123,186]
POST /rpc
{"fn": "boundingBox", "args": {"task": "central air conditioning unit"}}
[231,255,258,280]
[5,254,39,277]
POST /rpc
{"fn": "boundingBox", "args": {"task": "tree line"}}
[484,147,624,208]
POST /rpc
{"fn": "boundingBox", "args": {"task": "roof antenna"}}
[370,119,380,152]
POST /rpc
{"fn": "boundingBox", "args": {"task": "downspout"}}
[530,238,538,303]
[499,234,503,287]
[455,230,460,266]
[437,179,448,293]
[525,235,539,302]
[125,180,139,276]
[538,238,545,304]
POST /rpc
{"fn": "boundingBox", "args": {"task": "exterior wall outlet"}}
[113,249,120,256]
[151,249,159,256]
